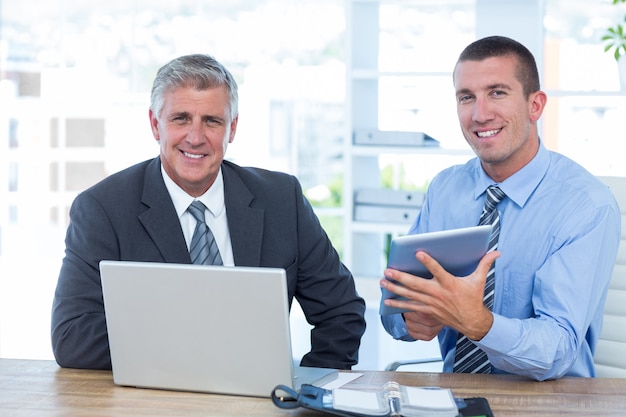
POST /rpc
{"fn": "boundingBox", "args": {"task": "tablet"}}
[379,225,492,315]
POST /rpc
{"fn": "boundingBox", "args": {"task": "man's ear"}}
[228,115,239,144]
[149,108,160,142]
[529,90,547,123]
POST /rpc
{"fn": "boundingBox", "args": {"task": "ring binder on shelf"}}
[353,130,440,147]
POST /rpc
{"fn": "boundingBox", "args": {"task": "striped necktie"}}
[188,201,223,266]
[453,185,506,373]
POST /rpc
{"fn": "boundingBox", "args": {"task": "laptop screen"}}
[100,261,314,397]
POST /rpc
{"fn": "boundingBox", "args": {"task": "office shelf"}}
[343,0,471,278]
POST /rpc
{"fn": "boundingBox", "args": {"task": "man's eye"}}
[458,95,472,103]
[204,118,222,126]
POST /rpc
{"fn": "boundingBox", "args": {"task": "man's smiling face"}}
[149,85,238,196]
[454,54,544,182]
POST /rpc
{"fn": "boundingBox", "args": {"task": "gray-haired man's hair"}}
[150,54,239,120]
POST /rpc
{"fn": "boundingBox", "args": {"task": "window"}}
[543,0,626,176]
[0,0,346,360]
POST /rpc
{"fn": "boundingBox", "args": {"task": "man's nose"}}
[472,96,494,123]
[186,121,205,144]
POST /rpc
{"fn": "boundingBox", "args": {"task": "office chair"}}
[384,356,443,372]
[594,176,626,377]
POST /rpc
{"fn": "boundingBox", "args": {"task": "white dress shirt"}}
[161,165,234,266]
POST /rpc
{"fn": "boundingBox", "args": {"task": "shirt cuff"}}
[476,313,517,351]
[381,314,416,342]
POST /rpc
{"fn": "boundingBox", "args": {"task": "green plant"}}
[602,0,626,61]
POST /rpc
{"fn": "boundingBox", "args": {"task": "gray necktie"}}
[188,201,223,266]
[453,185,506,374]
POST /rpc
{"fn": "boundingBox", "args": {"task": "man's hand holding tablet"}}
[379,225,492,315]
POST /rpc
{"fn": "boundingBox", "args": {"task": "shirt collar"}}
[475,140,550,209]
[161,163,225,219]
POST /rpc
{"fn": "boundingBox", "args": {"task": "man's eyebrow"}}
[486,83,513,90]
[165,111,226,123]
[455,83,513,96]
[168,111,190,118]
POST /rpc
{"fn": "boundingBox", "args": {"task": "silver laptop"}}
[99,260,337,397]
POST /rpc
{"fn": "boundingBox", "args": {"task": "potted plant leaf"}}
[601,0,626,89]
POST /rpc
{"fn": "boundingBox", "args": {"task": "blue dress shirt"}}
[381,142,621,380]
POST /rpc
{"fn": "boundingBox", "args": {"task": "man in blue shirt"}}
[380,36,621,381]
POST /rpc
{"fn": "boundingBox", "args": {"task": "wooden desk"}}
[1,359,625,416]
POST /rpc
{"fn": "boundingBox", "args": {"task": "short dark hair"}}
[454,36,540,98]
[150,54,239,120]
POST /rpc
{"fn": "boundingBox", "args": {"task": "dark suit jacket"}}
[51,157,366,370]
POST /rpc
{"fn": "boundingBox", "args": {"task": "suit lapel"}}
[222,164,264,266]
[138,158,191,263]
